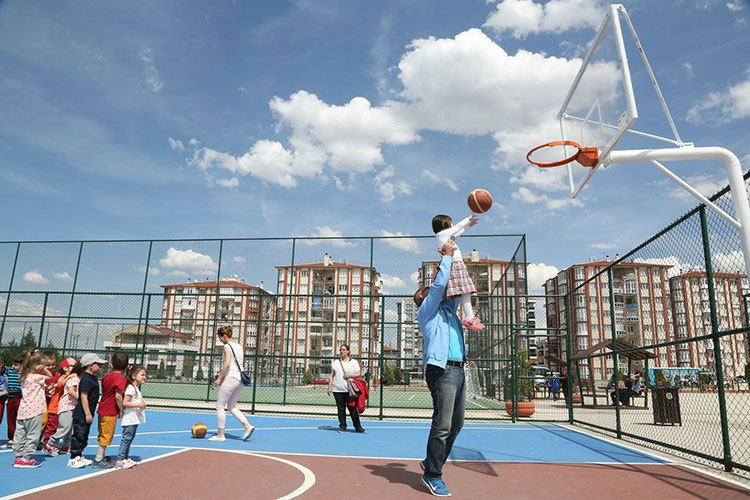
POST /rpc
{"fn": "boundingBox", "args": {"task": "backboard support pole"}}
[608,146,750,280]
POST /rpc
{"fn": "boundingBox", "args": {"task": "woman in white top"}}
[209,326,254,442]
[327,344,365,434]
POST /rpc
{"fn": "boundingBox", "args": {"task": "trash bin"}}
[652,386,681,425]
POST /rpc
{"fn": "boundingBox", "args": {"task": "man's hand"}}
[85,414,93,424]
[468,213,479,227]
[439,239,457,257]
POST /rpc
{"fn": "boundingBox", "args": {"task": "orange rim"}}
[526,140,598,168]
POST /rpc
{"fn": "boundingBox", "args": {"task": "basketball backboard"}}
[559,4,637,198]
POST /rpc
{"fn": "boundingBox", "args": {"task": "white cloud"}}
[159,248,218,276]
[378,273,409,294]
[168,137,185,153]
[683,62,694,79]
[379,230,422,254]
[511,186,583,210]
[666,174,725,200]
[233,256,247,263]
[590,242,615,250]
[22,270,48,284]
[139,48,164,93]
[410,271,420,284]
[484,0,605,39]
[422,169,458,191]
[301,226,358,247]
[216,177,239,188]
[51,271,74,282]
[137,266,160,276]
[172,27,607,196]
[687,68,750,123]
[167,270,190,278]
[374,165,412,202]
[526,262,559,295]
[727,0,744,12]
[712,249,746,273]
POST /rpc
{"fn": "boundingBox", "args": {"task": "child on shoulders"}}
[432,213,484,330]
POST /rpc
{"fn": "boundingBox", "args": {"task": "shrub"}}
[302,369,313,385]
[196,366,205,381]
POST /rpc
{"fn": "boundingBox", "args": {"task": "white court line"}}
[408,394,417,401]
[0,448,189,500]
[560,424,750,491]
[467,400,487,409]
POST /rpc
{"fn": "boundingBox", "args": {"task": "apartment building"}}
[669,270,748,377]
[275,253,381,381]
[160,276,276,357]
[544,259,673,381]
[396,298,421,375]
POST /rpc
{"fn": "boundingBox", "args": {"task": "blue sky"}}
[1,0,750,298]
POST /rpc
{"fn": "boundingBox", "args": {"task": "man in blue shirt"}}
[413,239,467,497]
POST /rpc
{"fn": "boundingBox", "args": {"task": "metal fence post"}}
[607,268,622,439]
[252,294,263,414]
[0,242,21,344]
[135,241,153,366]
[700,206,733,472]
[564,293,574,423]
[62,242,83,356]
[282,239,295,405]
[510,295,517,422]
[38,293,49,348]
[206,240,224,403]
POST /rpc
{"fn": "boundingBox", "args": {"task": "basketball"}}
[191,422,208,438]
[468,189,492,213]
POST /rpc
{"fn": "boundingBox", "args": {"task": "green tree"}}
[515,349,533,401]
[196,366,205,381]
[156,359,166,379]
[383,365,396,386]
[302,369,313,385]
[181,355,194,380]
[394,366,403,384]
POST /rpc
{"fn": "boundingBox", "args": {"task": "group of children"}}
[0,349,148,470]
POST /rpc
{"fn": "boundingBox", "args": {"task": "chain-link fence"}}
[567,172,750,474]
[0,233,532,422]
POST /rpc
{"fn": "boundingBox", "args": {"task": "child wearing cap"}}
[43,358,78,456]
[67,353,106,469]
[93,352,128,468]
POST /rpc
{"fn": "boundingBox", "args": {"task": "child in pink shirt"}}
[12,350,53,468]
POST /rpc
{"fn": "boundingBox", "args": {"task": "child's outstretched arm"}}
[438,214,478,243]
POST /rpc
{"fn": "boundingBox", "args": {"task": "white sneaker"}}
[80,457,93,466]
[242,426,255,441]
[207,435,226,442]
[67,457,88,469]
[115,460,135,469]
[124,458,138,467]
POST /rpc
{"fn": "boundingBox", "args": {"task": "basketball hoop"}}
[526,140,599,168]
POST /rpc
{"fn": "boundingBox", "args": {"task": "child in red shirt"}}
[94,352,128,468]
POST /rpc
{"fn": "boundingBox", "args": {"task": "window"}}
[339,284,348,293]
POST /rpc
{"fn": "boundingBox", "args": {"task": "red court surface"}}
[14,449,750,500]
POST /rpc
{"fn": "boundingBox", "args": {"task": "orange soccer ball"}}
[468,189,493,213]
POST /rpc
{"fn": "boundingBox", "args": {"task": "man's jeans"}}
[424,363,465,478]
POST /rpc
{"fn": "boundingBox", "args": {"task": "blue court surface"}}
[0,410,667,498]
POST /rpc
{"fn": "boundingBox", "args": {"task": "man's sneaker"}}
[462,317,484,331]
[355,428,366,434]
[93,457,114,469]
[420,459,426,472]
[13,458,41,469]
[242,425,255,441]
[337,427,346,433]
[115,460,135,469]
[207,435,226,442]
[421,475,452,497]
[43,444,59,457]
[67,456,89,469]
